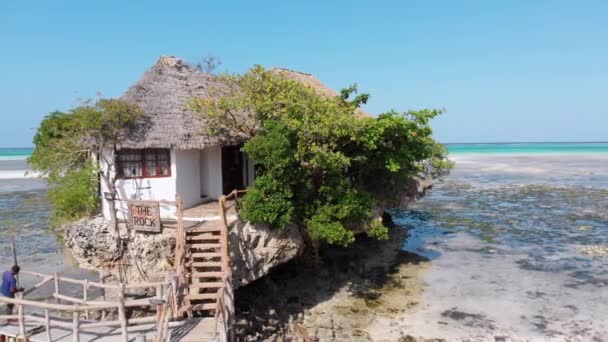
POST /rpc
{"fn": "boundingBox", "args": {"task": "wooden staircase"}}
[174,190,244,341]
[183,221,227,315]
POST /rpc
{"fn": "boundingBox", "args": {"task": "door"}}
[221,145,245,195]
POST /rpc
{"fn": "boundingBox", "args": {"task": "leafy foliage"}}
[194,66,453,246]
[29,99,142,223]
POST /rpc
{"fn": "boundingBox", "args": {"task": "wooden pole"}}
[11,237,18,266]
[155,285,162,323]
[83,280,89,320]
[218,197,230,272]
[44,305,52,342]
[99,273,106,320]
[175,194,185,315]
[11,238,20,291]
[119,284,128,342]
[53,273,60,304]
[72,310,80,342]
[17,298,25,341]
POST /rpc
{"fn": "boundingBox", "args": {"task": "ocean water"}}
[0,148,96,296]
[447,142,608,155]
[392,144,608,340]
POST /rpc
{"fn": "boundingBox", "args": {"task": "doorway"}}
[221,145,245,195]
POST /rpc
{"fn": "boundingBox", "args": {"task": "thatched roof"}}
[119,56,243,149]
[270,68,371,118]
[119,56,370,149]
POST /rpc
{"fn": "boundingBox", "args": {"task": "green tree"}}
[192,66,453,246]
[29,99,143,225]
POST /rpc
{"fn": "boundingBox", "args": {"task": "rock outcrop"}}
[229,221,304,288]
[61,216,177,285]
[61,216,305,288]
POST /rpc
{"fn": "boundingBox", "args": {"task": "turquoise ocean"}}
[2,142,608,161]
[447,142,608,155]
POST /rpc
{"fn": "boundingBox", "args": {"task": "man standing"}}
[1,265,24,315]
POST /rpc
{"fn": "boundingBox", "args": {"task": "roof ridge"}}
[271,67,313,76]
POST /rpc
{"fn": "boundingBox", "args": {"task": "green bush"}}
[47,161,99,222]
[194,66,453,246]
[29,99,142,224]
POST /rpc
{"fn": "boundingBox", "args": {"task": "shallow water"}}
[0,157,97,302]
[393,153,608,340]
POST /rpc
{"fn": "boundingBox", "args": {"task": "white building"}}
[100,56,255,220]
[100,55,366,220]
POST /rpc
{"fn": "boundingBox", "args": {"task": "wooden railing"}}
[172,194,187,313]
[215,271,235,342]
[0,271,176,342]
[214,189,246,342]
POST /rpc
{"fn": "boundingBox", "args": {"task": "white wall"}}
[200,146,223,200]
[100,146,232,221]
[100,148,177,220]
[175,149,202,209]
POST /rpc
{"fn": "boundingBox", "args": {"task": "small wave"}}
[0,170,41,179]
[0,155,29,161]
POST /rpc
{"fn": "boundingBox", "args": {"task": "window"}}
[116,149,171,178]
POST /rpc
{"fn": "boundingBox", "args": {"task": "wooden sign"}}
[127,201,162,232]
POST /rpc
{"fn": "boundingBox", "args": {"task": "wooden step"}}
[191,271,224,279]
[186,234,220,241]
[189,282,223,289]
[187,243,221,250]
[189,303,217,311]
[187,261,222,268]
[190,252,222,258]
[187,225,221,233]
[186,293,218,300]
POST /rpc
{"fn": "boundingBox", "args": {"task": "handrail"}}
[215,271,235,342]
[21,271,170,291]
[214,189,245,342]
[2,271,176,342]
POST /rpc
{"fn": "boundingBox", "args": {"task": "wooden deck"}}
[0,318,220,341]
[0,320,161,342]
[168,318,218,341]
[182,200,237,222]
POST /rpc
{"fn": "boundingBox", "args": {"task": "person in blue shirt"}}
[1,265,24,314]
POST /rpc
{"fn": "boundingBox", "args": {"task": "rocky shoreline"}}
[59,216,305,288]
[233,224,432,341]
[59,213,436,341]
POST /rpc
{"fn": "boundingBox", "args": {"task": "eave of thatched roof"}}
[118,56,371,150]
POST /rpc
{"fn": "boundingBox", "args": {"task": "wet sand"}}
[237,153,608,341]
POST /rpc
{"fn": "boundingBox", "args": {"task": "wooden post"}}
[17,300,25,341]
[99,273,106,320]
[83,279,89,320]
[218,197,230,272]
[72,310,80,342]
[119,284,128,342]
[155,304,164,342]
[155,285,162,323]
[44,303,52,342]
[174,194,185,314]
[53,272,60,304]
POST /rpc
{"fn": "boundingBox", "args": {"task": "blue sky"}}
[1,0,606,147]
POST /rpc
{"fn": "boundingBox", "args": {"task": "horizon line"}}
[2,141,608,150]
